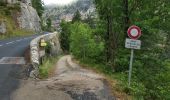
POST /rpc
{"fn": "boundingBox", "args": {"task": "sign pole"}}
[126,25,142,87]
[128,49,134,87]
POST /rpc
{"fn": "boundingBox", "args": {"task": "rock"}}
[50,34,62,55]
[6,0,18,4]
[17,3,41,32]
[21,0,32,6]
[0,21,7,34]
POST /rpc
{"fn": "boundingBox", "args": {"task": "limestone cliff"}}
[0,0,41,35]
[18,1,41,32]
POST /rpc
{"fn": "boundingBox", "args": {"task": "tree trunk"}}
[123,0,130,37]
[105,17,110,62]
[109,17,117,67]
[164,33,170,58]
[106,16,117,67]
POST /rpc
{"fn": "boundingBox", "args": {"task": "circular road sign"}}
[127,25,141,39]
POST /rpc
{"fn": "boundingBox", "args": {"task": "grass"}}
[39,55,62,79]
[73,59,131,99]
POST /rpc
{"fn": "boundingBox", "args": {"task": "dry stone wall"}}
[30,32,62,78]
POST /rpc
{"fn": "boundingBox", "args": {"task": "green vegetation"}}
[72,10,81,23]
[32,0,46,31]
[60,20,71,52]
[44,18,52,32]
[39,42,62,78]
[60,0,170,99]
[31,0,44,17]
[70,22,104,62]
[39,56,60,78]
[0,2,21,16]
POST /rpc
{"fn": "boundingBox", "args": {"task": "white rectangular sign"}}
[125,38,141,49]
[39,50,45,57]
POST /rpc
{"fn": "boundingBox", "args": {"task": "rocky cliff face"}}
[17,2,41,32]
[0,0,41,33]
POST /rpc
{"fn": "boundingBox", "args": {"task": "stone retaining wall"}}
[30,32,62,78]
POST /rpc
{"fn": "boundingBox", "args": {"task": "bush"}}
[0,1,7,6]
[69,22,104,62]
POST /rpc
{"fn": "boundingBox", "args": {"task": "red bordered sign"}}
[127,25,141,39]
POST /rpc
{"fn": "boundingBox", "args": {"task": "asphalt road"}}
[0,34,40,100]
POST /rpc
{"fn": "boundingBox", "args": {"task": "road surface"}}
[0,34,39,100]
[12,55,115,100]
[0,34,115,100]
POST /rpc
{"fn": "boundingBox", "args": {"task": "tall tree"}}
[72,10,81,23]
[94,0,123,66]
[46,18,52,31]
[94,0,170,99]
[60,20,71,52]
[31,0,44,17]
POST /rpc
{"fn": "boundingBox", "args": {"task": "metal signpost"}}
[125,25,142,87]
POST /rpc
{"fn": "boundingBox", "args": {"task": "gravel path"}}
[11,55,116,100]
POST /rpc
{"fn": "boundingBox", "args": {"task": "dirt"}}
[11,55,116,100]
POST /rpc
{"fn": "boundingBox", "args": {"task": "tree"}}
[31,0,44,17]
[94,0,170,99]
[94,0,123,66]
[60,20,71,52]
[69,22,104,62]
[46,18,51,31]
[72,10,81,23]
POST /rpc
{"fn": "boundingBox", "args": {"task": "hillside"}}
[0,0,41,39]
[42,0,95,28]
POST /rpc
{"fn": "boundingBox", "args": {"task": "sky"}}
[43,0,77,5]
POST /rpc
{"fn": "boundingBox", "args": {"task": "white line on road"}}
[16,39,22,42]
[23,38,28,40]
[6,41,15,45]
[0,45,3,47]
[0,57,25,64]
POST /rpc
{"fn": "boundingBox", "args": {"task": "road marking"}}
[23,38,28,40]
[16,39,22,42]
[0,45,3,47]
[0,57,25,64]
[6,41,15,45]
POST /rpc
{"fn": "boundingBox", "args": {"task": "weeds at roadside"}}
[39,55,62,79]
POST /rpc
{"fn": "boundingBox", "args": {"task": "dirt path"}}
[12,55,115,100]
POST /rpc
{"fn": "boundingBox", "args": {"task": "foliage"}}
[0,1,7,7]
[0,3,21,16]
[69,22,104,62]
[45,18,52,31]
[93,0,170,99]
[45,41,52,55]
[31,0,44,17]
[72,10,81,23]
[58,0,170,99]
[94,0,124,66]
[60,20,71,52]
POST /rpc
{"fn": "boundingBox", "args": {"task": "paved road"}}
[0,34,40,100]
